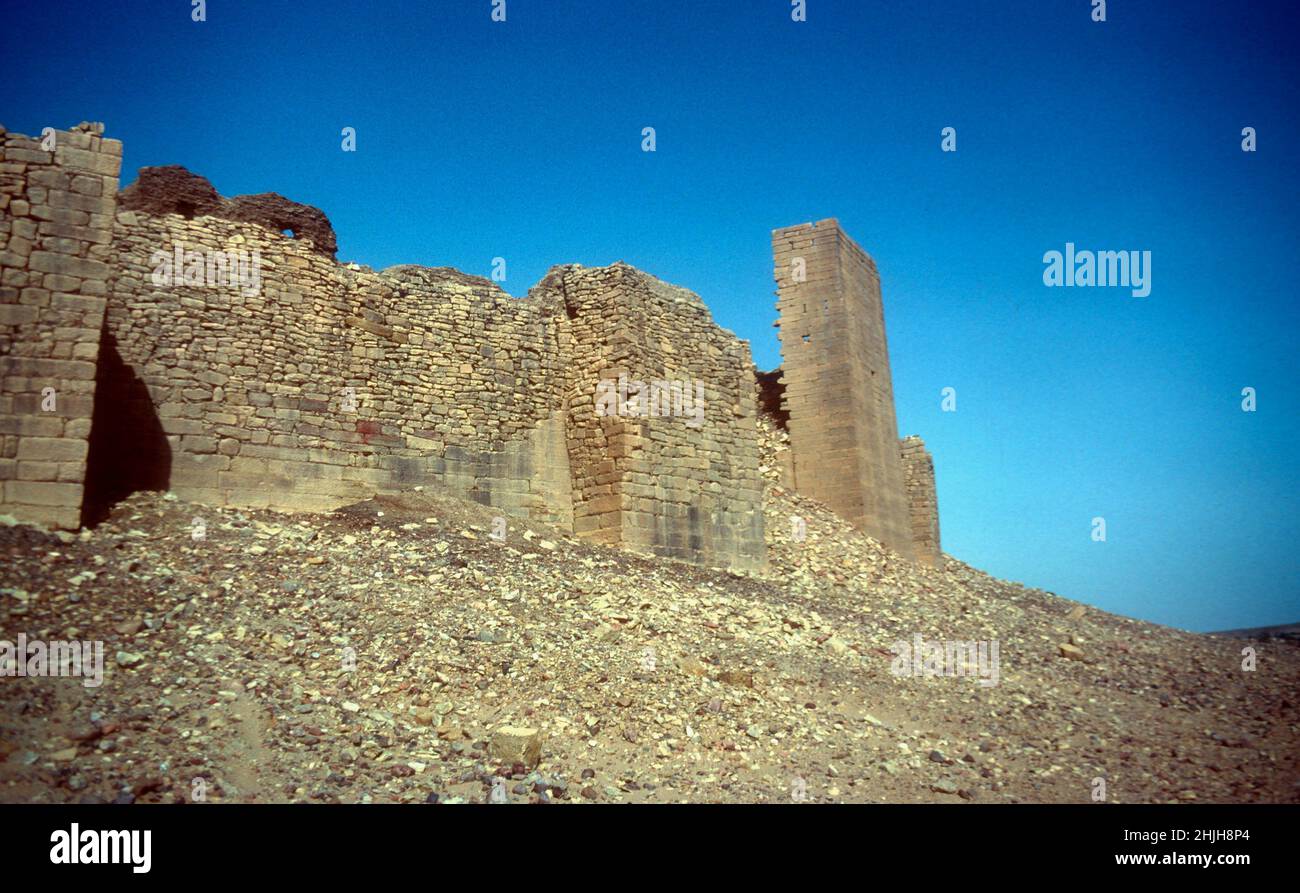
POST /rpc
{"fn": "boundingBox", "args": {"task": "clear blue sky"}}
[5,0,1296,631]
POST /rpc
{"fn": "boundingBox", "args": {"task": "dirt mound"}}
[1,419,1296,804]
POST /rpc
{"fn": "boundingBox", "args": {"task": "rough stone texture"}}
[754,367,788,427]
[118,165,338,258]
[773,219,918,560]
[5,478,1293,805]
[99,209,580,532]
[899,435,941,565]
[0,122,122,529]
[489,726,543,768]
[222,193,338,259]
[99,207,764,569]
[541,264,765,569]
[0,125,767,571]
[116,165,222,218]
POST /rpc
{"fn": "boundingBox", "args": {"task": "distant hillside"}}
[1211,623,1300,641]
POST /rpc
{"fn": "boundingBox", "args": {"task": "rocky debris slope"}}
[1,420,1296,804]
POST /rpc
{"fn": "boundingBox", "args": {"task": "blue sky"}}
[4,0,1296,631]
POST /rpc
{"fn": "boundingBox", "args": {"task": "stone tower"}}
[772,219,922,561]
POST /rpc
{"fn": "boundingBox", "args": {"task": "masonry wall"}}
[101,206,577,527]
[0,123,121,529]
[0,130,763,571]
[96,203,767,569]
[541,264,765,569]
[773,219,915,560]
[899,435,941,565]
[7,125,937,576]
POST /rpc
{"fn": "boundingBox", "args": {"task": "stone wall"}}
[899,435,941,565]
[100,198,576,528]
[4,124,947,575]
[0,123,122,529]
[118,165,338,258]
[540,264,765,569]
[1,124,768,572]
[772,219,916,560]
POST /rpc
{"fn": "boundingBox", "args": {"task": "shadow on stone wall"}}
[81,328,171,526]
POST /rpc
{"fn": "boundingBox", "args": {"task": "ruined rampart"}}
[3,123,943,573]
[1,124,765,571]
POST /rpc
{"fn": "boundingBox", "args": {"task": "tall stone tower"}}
[772,219,919,561]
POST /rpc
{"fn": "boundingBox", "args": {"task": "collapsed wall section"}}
[0,123,122,528]
[899,435,941,565]
[773,219,916,560]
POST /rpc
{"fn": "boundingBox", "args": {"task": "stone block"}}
[5,479,83,506]
[1,501,81,529]
[0,304,38,326]
[488,726,543,768]
[28,250,110,280]
[15,436,87,462]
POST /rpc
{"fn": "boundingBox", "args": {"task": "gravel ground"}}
[2,420,1296,804]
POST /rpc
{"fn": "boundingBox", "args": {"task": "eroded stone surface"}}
[773,219,924,561]
[118,165,338,258]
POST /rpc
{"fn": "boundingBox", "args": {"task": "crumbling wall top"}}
[119,165,338,258]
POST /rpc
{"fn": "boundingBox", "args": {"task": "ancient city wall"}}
[5,124,949,574]
[773,219,917,560]
[899,435,941,565]
[0,123,122,529]
[98,201,578,527]
[1,124,768,571]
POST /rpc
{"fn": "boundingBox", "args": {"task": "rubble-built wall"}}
[899,435,941,565]
[0,123,122,529]
[6,124,948,575]
[100,202,577,528]
[773,219,916,560]
[1,125,767,572]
